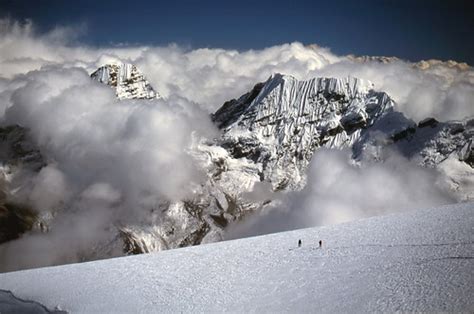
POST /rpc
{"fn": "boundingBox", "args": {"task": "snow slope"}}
[0,202,473,313]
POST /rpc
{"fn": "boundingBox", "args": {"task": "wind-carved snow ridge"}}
[213,73,395,189]
[91,62,161,100]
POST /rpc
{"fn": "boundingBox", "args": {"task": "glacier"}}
[0,202,473,312]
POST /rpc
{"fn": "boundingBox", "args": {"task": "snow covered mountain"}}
[0,63,473,272]
[359,115,474,200]
[114,73,404,255]
[213,74,394,189]
[113,71,473,258]
[212,73,473,195]
[90,63,160,100]
[1,202,472,312]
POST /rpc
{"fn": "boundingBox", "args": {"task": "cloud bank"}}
[1,18,473,120]
[226,149,456,239]
[0,64,216,271]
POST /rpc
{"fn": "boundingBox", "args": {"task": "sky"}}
[1,0,473,64]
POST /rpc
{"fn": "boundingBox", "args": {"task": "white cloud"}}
[0,64,216,271]
[225,149,456,239]
[316,60,474,121]
[1,18,473,121]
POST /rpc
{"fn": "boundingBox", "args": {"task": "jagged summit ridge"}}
[91,63,160,100]
[214,74,378,129]
[213,73,394,189]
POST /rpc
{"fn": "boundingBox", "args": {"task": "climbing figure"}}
[319,240,322,248]
[298,239,302,247]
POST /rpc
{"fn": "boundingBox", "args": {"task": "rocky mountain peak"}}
[213,73,394,189]
[90,62,161,100]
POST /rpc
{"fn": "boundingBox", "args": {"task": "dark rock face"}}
[459,140,474,167]
[220,136,265,162]
[0,202,37,244]
[212,82,265,129]
[418,117,439,128]
[392,126,416,141]
[0,289,67,313]
[341,112,367,133]
[0,125,45,171]
[0,125,44,244]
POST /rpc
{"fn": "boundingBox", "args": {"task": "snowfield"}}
[1,202,473,313]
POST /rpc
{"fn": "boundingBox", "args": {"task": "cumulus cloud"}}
[0,64,216,271]
[225,149,456,239]
[134,43,338,110]
[3,66,215,200]
[1,17,473,120]
[316,59,474,122]
[28,164,70,212]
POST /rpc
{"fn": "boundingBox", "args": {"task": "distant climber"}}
[319,240,322,248]
[298,239,302,247]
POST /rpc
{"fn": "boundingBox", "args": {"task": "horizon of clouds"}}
[1,17,473,122]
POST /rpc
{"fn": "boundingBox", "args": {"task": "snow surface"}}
[0,202,473,313]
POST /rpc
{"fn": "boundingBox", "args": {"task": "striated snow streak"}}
[215,74,394,189]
